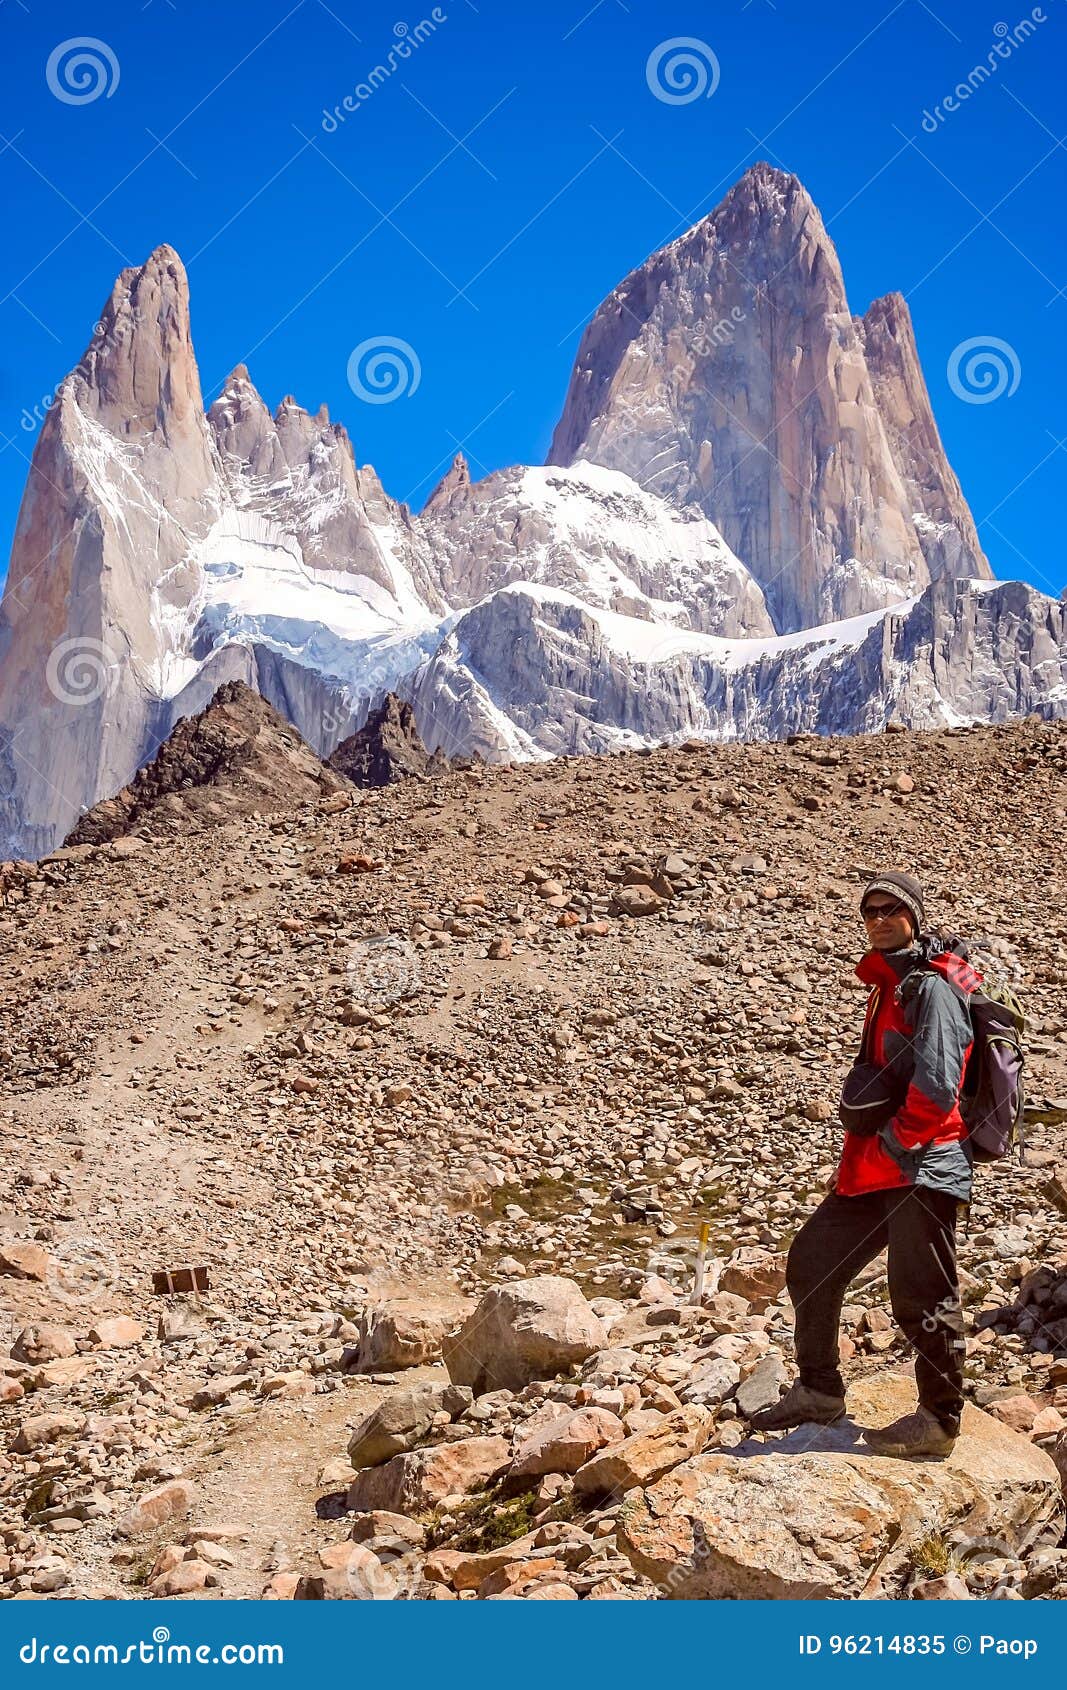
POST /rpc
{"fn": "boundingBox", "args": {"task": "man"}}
[749,871,978,1459]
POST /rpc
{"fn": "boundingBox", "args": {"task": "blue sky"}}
[1,0,1064,596]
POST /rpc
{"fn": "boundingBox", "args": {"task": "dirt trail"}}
[180,1373,399,1598]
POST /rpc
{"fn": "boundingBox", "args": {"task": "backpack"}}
[902,935,1026,1163]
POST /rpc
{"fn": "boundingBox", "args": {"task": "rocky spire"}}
[0,246,221,858]
[424,452,471,513]
[860,292,989,579]
[207,365,286,480]
[548,162,986,633]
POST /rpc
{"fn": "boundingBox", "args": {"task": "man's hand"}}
[825,1167,839,1195]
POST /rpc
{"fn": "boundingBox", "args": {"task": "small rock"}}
[115,1480,195,1539]
[0,1240,50,1281]
[89,1316,145,1350]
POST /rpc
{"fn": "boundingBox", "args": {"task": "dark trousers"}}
[786,1186,965,1435]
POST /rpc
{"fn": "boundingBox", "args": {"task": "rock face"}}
[443,1277,607,1394]
[0,248,438,859]
[861,292,986,581]
[409,574,1067,761]
[65,681,343,845]
[616,1376,1065,1599]
[420,459,774,639]
[328,694,444,787]
[549,161,991,633]
[0,247,218,861]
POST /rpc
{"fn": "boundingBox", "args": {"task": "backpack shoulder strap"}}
[858,984,880,1062]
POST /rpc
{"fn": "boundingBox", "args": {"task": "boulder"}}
[89,1316,145,1350]
[610,885,665,918]
[10,1411,84,1453]
[11,1325,78,1364]
[616,1375,1065,1599]
[477,1557,562,1596]
[575,1406,714,1498]
[151,1559,215,1596]
[913,1573,971,1599]
[443,1277,607,1394]
[734,1354,789,1418]
[720,1247,787,1309]
[347,1382,472,1469]
[679,1357,741,1407]
[350,1294,473,1373]
[114,1480,195,1539]
[348,1511,426,1548]
[0,1240,50,1281]
[345,1435,511,1515]
[425,1532,561,1592]
[510,1406,625,1479]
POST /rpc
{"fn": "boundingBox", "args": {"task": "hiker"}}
[749,871,981,1459]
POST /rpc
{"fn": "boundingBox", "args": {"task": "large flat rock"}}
[617,1374,1064,1599]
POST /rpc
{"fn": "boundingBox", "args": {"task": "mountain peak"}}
[65,681,346,846]
[71,241,203,446]
[219,362,255,392]
[328,693,443,787]
[681,161,817,252]
[731,158,807,203]
[863,290,910,332]
[424,451,471,511]
[549,164,986,630]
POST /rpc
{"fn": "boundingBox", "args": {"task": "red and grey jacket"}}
[835,941,980,1200]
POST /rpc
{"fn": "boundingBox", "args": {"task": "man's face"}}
[861,895,916,952]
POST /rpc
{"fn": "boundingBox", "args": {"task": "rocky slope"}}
[328,694,445,787]
[549,162,991,631]
[2,717,1067,1599]
[66,681,350,846]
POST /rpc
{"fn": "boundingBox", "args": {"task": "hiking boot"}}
[747,1382,847,1432]
[865,1407,957,1460]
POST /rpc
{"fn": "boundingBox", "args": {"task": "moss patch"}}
[423,1481,579,1553]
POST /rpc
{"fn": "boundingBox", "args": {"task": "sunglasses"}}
[861,899,906,921]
